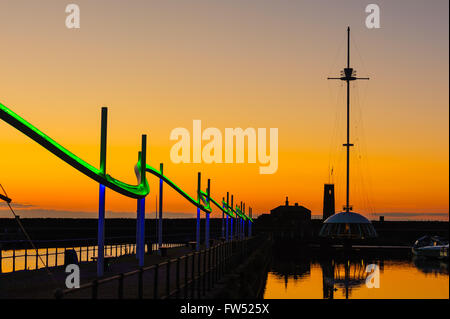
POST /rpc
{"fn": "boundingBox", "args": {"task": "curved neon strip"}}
[0,102,149,199]
[200,191,235,218]
[221,201,236,218]
[0,102,252,221]
[235,206,246,220]
[210,196,234,218]
[145,165,212,214]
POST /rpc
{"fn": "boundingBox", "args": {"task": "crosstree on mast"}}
[327,27,369,213]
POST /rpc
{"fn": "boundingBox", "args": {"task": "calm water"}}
[263,247,449,299]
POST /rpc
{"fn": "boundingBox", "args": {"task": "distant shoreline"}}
[0,209,448,221]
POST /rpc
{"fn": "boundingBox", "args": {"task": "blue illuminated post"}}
[196,172,201,251]
[205,179,210,249]
[137,135,147,267]
[98,185,106,276]
[243,203,246,238]
[136,197,141,257]
[226,192,229,241]
[240,202,243,240]
[222,196,226,240]
[138,197,145,265]
[221,202,224,240]
[237,203,240,239]
[241,203,244,239]
[230,195,234,240]
[249,207,252,237]
[97,107,107,277]
[158,163,163,255]
[136,153,141,259]
[238,203,240,239]
[136,152,142,259]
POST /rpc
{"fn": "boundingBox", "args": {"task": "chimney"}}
[285,196,289,206]
[323,184,335,220]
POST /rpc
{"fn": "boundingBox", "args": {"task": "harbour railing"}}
[56,236,261,299]
[0,232,213,274]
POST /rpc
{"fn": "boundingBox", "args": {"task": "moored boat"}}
[412,235,449,259]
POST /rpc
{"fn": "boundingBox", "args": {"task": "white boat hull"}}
[412,244,449,259]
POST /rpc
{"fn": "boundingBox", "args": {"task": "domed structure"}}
[319,212,377,239]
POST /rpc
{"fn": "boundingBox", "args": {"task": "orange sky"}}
[0,1,448,220]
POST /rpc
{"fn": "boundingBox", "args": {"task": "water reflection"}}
[321,258,372,299]
[265,247,449,299]
[413,256,449,275]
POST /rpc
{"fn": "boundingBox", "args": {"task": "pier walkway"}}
[1,238,256,299]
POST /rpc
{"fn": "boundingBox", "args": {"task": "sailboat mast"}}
[327,27,369,213]
[345,26,351,213]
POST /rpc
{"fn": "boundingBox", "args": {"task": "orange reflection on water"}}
[263,260,449,299]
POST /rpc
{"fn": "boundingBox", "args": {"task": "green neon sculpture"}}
[0,102,148,198]
[0,102,251,220]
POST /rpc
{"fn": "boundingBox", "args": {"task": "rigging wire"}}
[0,184,59,286]
[351,32,371,79]
[352,79,377,220]
[326,34,364,213]
[326,82,346,212]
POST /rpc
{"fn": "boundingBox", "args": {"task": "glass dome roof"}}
[319,212,378,239]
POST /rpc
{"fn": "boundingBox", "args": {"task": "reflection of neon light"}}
[0,102,252,221]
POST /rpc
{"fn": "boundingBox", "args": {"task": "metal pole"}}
[136,160,141,259]
[240,201,243,239]
[346,69,350,212]
[221,195,224,239]
[196,172,201,252]
[137,135,147,267]
[205,179,210,249]
[158,163,163,255]
[97,106,107,277]
[345,27,352,212]
[226,192,229,241]
[243,203,245,238]
[138,197,146,266]
[230,195,234,240]
[249,207,252,237]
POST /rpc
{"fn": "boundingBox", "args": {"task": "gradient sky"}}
[0,0,448,220]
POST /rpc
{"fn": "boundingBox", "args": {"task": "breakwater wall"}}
[1,218,448,249]
[0,218,224,249]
